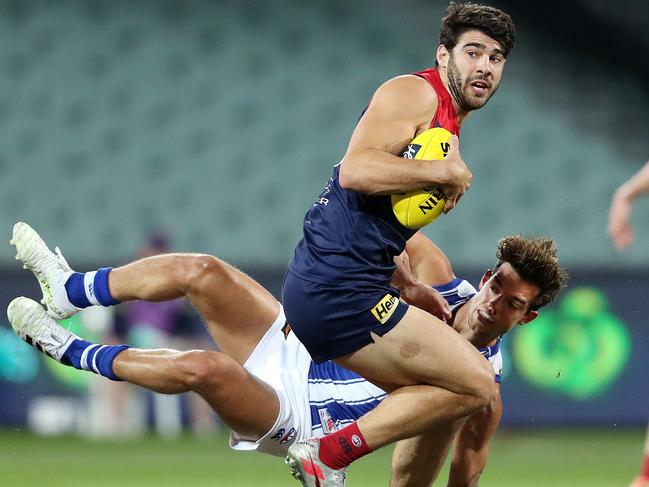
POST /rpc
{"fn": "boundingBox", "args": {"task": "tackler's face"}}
[437,29,506,111]
[466,263,539,341]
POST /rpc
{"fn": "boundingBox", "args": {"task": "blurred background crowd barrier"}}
[0,0,647,435]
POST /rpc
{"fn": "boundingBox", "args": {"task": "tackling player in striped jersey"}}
[8,222,565,486]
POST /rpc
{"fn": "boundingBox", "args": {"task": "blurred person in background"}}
[114,231,219,437]
[109,231,185,436]
[8,222,565,486]
[607,158,649,487]
[608,159,649,250]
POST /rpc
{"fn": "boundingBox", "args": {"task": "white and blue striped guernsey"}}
[307,277,503,436]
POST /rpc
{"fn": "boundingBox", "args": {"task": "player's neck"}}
[438,71,471,125]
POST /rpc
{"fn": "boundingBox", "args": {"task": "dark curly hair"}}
[439,2,516,57]
[495,235,568,311]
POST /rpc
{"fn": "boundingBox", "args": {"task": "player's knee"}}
[176,350,238,390]
[183,254,235,292]
[465,361,497,411]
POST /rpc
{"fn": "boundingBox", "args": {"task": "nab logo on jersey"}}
[371,293,399,324]
[402,144,422,159]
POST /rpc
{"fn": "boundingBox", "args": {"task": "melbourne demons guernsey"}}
[307,278,503,436]
[287,68,460,287]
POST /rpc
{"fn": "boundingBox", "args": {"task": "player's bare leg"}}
[389,421,462,487]
[8,296,279,441]
[286,306,494,486]
[108,253,280,364]
[11,223,283,439]
[335,305,495,449]
[11,221,281,366]
[113,348,278,440]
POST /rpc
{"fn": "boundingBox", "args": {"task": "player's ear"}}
[518,310,538,325]
[479,269,492,289]
[436,44,449,69]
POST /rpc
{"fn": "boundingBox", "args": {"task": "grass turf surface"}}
[0,428,642,486]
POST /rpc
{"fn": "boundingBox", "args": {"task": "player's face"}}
[466,263,539,340]
[437,29,506,111]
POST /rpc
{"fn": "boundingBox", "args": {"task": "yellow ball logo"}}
[391,127,451,229]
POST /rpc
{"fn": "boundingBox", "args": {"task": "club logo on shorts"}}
[271,427,297,444]
[280,427,297,444]
[270,428,285,441]
[371,293,399,324]
[351,434,363,448]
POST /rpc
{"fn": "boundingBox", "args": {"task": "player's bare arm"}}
[392,248,452,321]
[448,385,503,487]
[404,231,455,285]
[608,159,649,249]
[338,75,472,200]
[391,231,456,320]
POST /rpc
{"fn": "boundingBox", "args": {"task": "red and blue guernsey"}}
[283,68,461,363]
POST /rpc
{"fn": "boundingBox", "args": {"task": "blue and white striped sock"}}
[61,339,130,381]
[65,267,120,309]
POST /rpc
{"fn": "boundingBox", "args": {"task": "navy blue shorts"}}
[281,272,409,363]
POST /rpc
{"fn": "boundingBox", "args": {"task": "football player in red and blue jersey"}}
[282,4,521,484]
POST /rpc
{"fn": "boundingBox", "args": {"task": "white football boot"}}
[7,297,79,364]
[11,222,80,320]
[286,438,347,487]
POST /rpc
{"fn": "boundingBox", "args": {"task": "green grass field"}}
[0,429,642,486]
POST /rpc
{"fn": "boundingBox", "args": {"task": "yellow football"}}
[391,127,452,229]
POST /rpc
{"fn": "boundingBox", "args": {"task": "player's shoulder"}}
[371,73,439,117]
[434,277,477,297]
[435,277,477,311]
[377,74,438,101]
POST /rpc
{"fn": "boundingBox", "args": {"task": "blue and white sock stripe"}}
[94,268,119,306]
[83,271,101,306]
[66,268,119,308]
[80,343,97,371]
[80,344,108,373]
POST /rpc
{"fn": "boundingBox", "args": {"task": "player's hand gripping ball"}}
[391,127,452,229]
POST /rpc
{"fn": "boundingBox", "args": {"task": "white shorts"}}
[228,306,313,457]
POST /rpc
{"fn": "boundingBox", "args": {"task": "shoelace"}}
[54,246,72,271]
[30,309,68,353]
[26,241,70,275]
